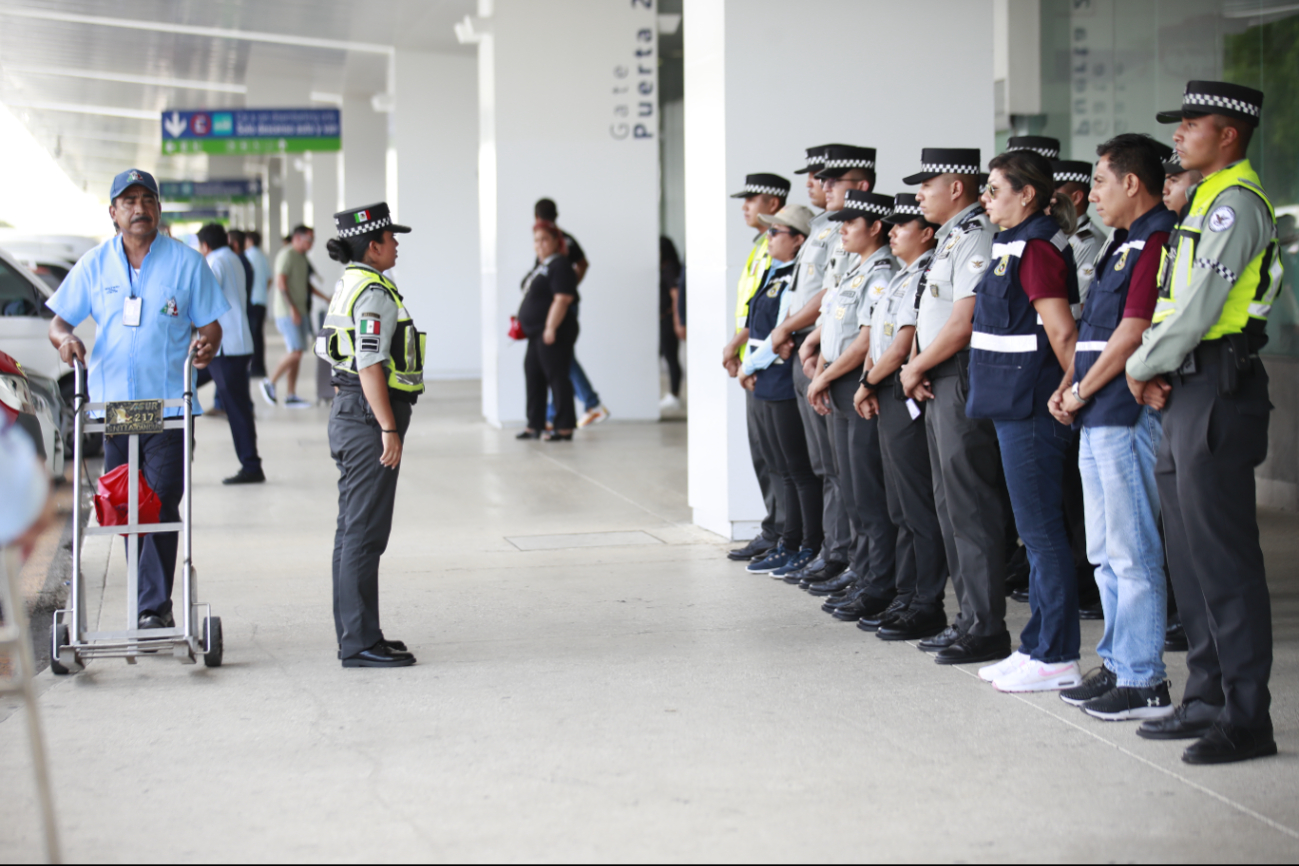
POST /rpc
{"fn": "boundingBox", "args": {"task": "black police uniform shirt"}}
[518,253,578,337]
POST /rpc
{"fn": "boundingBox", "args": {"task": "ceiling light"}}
[2,64,247,94]
[0,99,159,121]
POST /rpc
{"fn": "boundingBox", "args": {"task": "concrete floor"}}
[3,376,1299,862]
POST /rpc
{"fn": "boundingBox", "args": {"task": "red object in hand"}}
[507,316,526,341]
[94,464,161,533]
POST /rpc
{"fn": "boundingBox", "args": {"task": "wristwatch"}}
[1071,381,1089,404]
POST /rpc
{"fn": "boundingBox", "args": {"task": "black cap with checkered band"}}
[1157,80,1263,127]
[334,201,411,239]
[795,144,842,176]
[729,173,791,199]
[1006,136,1061,159]
[814,145,877,180]
[827,190,895,222]
[882,193,927,225]
[1052,160,1094,187]
[902,148,982,185]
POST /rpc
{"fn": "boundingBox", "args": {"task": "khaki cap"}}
[757,204,814,237]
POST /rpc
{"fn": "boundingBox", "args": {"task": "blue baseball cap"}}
[109,168,160,202]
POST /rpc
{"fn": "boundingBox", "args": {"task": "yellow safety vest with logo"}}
[735,235,771,360]
[1154,159,1280,342]
[318,265,426,397]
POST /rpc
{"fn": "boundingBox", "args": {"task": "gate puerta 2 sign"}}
[161,108,341,155]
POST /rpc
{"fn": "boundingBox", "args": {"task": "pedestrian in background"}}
[262,225,328,408]
[659,236,684,410]
[518,220,580,441]
[243,230,272,378]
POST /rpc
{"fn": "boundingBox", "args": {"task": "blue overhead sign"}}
[160,179,263,201]
[161,108,341,155]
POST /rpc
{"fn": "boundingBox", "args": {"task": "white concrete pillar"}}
[393,50,481,379]
[683,0,995,539]
[472,0,661,426]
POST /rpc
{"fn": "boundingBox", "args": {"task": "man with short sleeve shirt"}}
[900,148,1011,666]
[46,168,227,630]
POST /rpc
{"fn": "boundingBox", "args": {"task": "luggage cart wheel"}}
[50,624,71,676]
[203,616,224,668]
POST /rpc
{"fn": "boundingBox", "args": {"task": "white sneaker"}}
[979,650,1028,683]
[659,393,682,411]
[259,379,277,406]
[993,659,1083,693]
[577,405,609,428]
[284,395,312,409]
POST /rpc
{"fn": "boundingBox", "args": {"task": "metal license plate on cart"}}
[104,399,164,435]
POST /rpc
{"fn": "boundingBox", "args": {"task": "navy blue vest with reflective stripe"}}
[748,262,795,401]
[967,210,1079,420]
[1074,204,1176,428]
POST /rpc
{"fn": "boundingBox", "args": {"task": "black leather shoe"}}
[1004,546,1030,596]
[782,555,826,584]
[222,468,266,485]
[877,607,948,641]
[798,559,848,589]
[138,614,167,629]
[807,568,857,597]
[831,591,893,622]
[1010,588,1030,603]
[342,643,416,668]
[821,583,864,613]
[1079,601,1104,621]
[728,536,776,562]
[1136,699,1222,740]
[1164,617,1188,652]
[857,597,909,632]
[516,429,542,440]
[918,625,961,652]
[384,639,408,653]
[1182,723,1277,765]
[934,630,1012,666]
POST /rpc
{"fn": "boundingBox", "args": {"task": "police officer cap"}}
[1052,160,1093,186]
[827,190,894,222]
[882,193,927,225]
[814,145,877,180]
[729,173,791,199]
[1163,158,1188,176]
[110,167,159,201]
[334,202,411,239]
[1149,140,1175,162]
[903,148,982,185]
[1157,80,1263,127]
[794,144,847,176]
[1006,136,1061,159]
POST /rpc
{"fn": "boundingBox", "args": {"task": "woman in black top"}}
[659,236,683,405]
[518,220,579,440]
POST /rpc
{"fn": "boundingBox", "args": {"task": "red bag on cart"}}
[94,464,161,533]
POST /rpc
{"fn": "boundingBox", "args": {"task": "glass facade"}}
[1026,0,1299,355]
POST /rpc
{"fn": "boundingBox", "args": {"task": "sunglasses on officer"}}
[766,226,800,238]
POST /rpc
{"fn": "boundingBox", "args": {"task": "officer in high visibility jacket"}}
[319,202,425,669]
[1125,81,1281,764]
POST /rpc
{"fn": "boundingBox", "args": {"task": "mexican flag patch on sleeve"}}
[359,318,380,336]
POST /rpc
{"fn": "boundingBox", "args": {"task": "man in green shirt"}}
[261,225,329,408]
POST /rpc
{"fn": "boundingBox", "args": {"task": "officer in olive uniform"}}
[1053,159,1105,304]
[1126,82,1281,764]
[318,202,425,668]
[807,190,900,622]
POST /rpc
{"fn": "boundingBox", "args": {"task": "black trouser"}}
[925,358,1007,638]
[525,327,577,431]
[828,373,897,598]
[104,429,184,619]
[197,354,262,474]
[660,316,682,397]
[1159,352,1272,730]
[247,302,267,377]
[877,375,948,610]
[753,396,823,552]
[793,355,850,564]
[746,389,783,542]
[329,389,412,657]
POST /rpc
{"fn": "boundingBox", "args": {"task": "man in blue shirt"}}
[46,168,228,630]
[197,223,264,485]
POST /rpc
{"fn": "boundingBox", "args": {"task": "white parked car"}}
[0,349,65,478]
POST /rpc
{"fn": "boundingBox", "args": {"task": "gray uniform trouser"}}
[877,376,948,610]
[925,359,1006,638]
[793,355,851,563]
[1159,352,1271,730]
[746,389,784,542]
[329,388,413,657]
[828,373,897,598]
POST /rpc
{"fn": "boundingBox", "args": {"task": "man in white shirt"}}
[197,223,264,484]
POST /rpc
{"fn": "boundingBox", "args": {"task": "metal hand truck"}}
[50,354,222,673]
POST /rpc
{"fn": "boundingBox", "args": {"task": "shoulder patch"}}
[1209,205,1236,232]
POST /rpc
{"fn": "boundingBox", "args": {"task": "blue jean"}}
[546,357,600,422]
[995,413,1080,663]
[1079,408,1167,687]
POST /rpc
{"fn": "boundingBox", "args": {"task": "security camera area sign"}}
[161,108,340,155]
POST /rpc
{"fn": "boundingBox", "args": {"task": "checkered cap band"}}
[921,162,980,175]
[1185,92,1260,117]
[744,184,787,197]
[824,158,875,170]
[1014,146,1059,158]
[805,153,825,167]
[890,203,922,216]
[844,200,892,217]
[338,215,391,238]
[1054,171,1091,184]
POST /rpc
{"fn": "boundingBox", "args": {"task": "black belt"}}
[1172,335,1258,396]
[928,349,970,380]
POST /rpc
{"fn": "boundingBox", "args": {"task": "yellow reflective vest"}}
[735,235,771,360]
[318,265,426,398]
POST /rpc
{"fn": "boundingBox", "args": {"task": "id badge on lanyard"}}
[124,257,141,326]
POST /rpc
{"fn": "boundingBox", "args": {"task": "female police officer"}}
[318,202,425,668]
